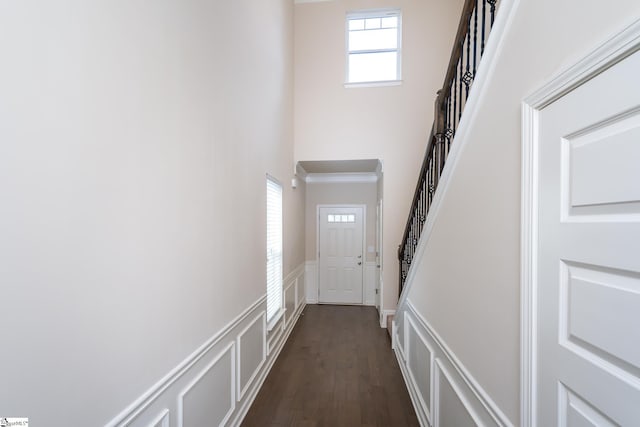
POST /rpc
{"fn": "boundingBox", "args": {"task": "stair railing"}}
[398,0,500,294]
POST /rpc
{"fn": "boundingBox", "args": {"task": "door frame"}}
[520,19,640,427]
[316,204,367,304]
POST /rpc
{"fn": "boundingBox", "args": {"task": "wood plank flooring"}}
[242,305,419,427]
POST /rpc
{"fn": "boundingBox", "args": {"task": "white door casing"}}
[376,199,383,310]
[522,20,640,427]
[318,205,364,304]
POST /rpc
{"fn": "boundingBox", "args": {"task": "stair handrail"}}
[398,0,500,294]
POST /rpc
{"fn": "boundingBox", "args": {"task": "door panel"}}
[537,49,640,426]
[319,206,364,304]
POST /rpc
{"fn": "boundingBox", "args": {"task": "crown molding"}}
[305,172,379,184]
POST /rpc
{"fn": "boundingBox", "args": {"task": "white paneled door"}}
[318,206,364,304]
[537,49,640,425]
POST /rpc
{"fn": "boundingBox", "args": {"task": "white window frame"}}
[266,175,284,330]
[345,8,402,87]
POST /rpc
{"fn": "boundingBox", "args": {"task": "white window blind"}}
[266,176,283,324]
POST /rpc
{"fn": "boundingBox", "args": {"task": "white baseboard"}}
[393,301,514,427]
[380,309,396,328]
[105,263,307,427]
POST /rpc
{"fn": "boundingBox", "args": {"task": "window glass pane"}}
[348,51,398,82]
[328,214,334,222]
[266,177,283,323]
[349,214,355,222]
[349,28,397,51]
[365,18,381,29]
[348,19,365,31]
[341,215,348,222]
[381,16,398,28]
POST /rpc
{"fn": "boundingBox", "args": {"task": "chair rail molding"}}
[395,301,514,427]
[104,263,307,427]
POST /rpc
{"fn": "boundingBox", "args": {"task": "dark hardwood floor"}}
[242,305,419,427]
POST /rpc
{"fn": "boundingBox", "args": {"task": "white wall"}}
[401,0,640,425]
[294,0,464,315]
[0,0,303,425]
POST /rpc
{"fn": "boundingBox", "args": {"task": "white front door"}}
[318,206,364,304]
[537,49,640,425]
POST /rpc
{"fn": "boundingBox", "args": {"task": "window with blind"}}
[266,176,283,326]
[346,9,402,84]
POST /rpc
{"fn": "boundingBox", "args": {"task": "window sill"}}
[344,80,403,88]
[267,308,285,332]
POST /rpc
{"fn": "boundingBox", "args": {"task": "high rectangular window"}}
[266,176,283,325]
[346,9,401,84]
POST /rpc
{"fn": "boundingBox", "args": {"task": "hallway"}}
[242,305,419,427]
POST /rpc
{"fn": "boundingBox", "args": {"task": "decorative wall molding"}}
[297,274,306,307]
[236,312,267,401]
[394,302,514,427]
[229,297,306,427]
[305,261,318,303]
[284,263,305,285]
[284,278,298,329]
[267,316,284,356]
[105,263,307,427]
[434,358,483,426]
[177,342,236,427]
[520,17,640,427]
[148,409,169,427]
[404,314,435,425]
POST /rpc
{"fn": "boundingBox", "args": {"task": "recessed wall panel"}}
[436,362,476,427]
[407,320,432,418]
[180,343,234,427]
[238,313,266,399]
[285,283,296,326]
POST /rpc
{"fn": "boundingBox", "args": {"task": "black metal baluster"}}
[458,60,463,124]
[481,0,487,54]
[473,1,478,77]
[452,74,458,134]
[489,0,496,25]
[399,0,502,296]
[465,30,471,100]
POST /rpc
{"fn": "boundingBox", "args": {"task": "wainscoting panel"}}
[237,312,266,401]
[305,261,318,303]
[434,359,478,427]
[267,316,284,356]
[284,280,297,329]
[149,409,170,427]
[178,342,235,427]
[394,301,513,427]
[406,316,434,424]
[105,263,307,427]
[297,274,305,307]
